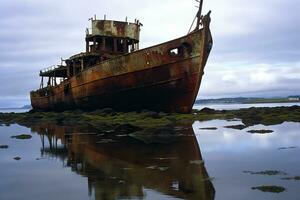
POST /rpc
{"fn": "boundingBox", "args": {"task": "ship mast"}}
[188,0,204,33]
[196,0,204,29]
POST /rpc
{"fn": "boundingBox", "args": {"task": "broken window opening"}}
[169,47,183,57]
[105,38,114,52]
[169,43,192,57]
[170,48,179,55]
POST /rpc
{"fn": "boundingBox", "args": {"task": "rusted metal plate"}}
[90,20,141,41]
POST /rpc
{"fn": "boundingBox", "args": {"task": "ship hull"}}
[31,25,212,113]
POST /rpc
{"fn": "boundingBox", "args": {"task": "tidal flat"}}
[0,106,299,200]
[0,106,300,132]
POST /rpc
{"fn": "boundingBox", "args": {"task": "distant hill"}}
[21,105,32,109]
[196,97,253,104]
[288,95,300,98]
[0,105,32,110]
[196,96,300,105]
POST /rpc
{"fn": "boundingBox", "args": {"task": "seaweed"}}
[243,170,287,176]
[11,134,32,139]
[158,167,169,171]
[0,106,299,132]
[129,127,182,144]
[0,145,9,149]
[190,160,204,165]
[13,157,21,161]
[199,127,218,130]
[247,129,274,134]
[224,124,247,130]
[251,185,286,193]
[278,146,297,150]
[281,176,300,181]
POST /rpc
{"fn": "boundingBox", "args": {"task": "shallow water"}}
[0,120,299,200]
[0,108,29,113]
[195,120,300,200]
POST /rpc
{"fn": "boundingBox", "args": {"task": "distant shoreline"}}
[0,105,32,110]
[239,100,299,104]
[0,108,27,110]
[1,101,300,110]
[195,100,300,105]
[196,97,300,105]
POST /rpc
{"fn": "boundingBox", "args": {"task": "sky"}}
[0,0,299,107]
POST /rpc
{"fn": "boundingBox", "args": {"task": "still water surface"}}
[0,118,299,200]
[0,108,29,113]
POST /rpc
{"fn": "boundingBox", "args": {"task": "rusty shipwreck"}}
[30,2,213,113]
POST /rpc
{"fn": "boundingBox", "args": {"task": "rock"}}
[114,123,141,135]
[278,146,297,150]
[14,157,21,161]
[190,160,204,165]
[146,166,157,170]
[251,185,286,193]
[199,127,217,130]
[158,167,169,172]
[129,127,180,144]
[281,176,300,181]
[200,107,216,114]
[11,134,32,139]
[95,108,115,115]
[243,170,287,176]
[96,139,115,144]
[116,134,127,137]
[122,168,132,171]
[140,110,160,118]
[247,129,274,134]
[224,124,247,130]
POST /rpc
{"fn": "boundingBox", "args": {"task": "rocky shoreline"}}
[0,106,299,133]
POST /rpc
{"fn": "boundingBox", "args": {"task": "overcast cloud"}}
[0,0,299,107]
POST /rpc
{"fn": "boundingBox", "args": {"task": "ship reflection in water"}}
[32,124,215,200]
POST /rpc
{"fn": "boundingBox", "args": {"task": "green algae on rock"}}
[232,106,300,126]
[243,170,287,176]
[190,160,204,165]
[224,124,247,130]
[278,146,297,150]
[11,134,32,139]
[199,127,218,130]
[129,127,183,144]
[0,145,9,149]
[251,185,286,193]
[158,167,170,172]
[281,176,300,180]
[13,157,21,161]
[247,129,274,134]
[0,106,299,132]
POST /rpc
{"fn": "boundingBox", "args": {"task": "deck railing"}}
[40,65,59,74]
